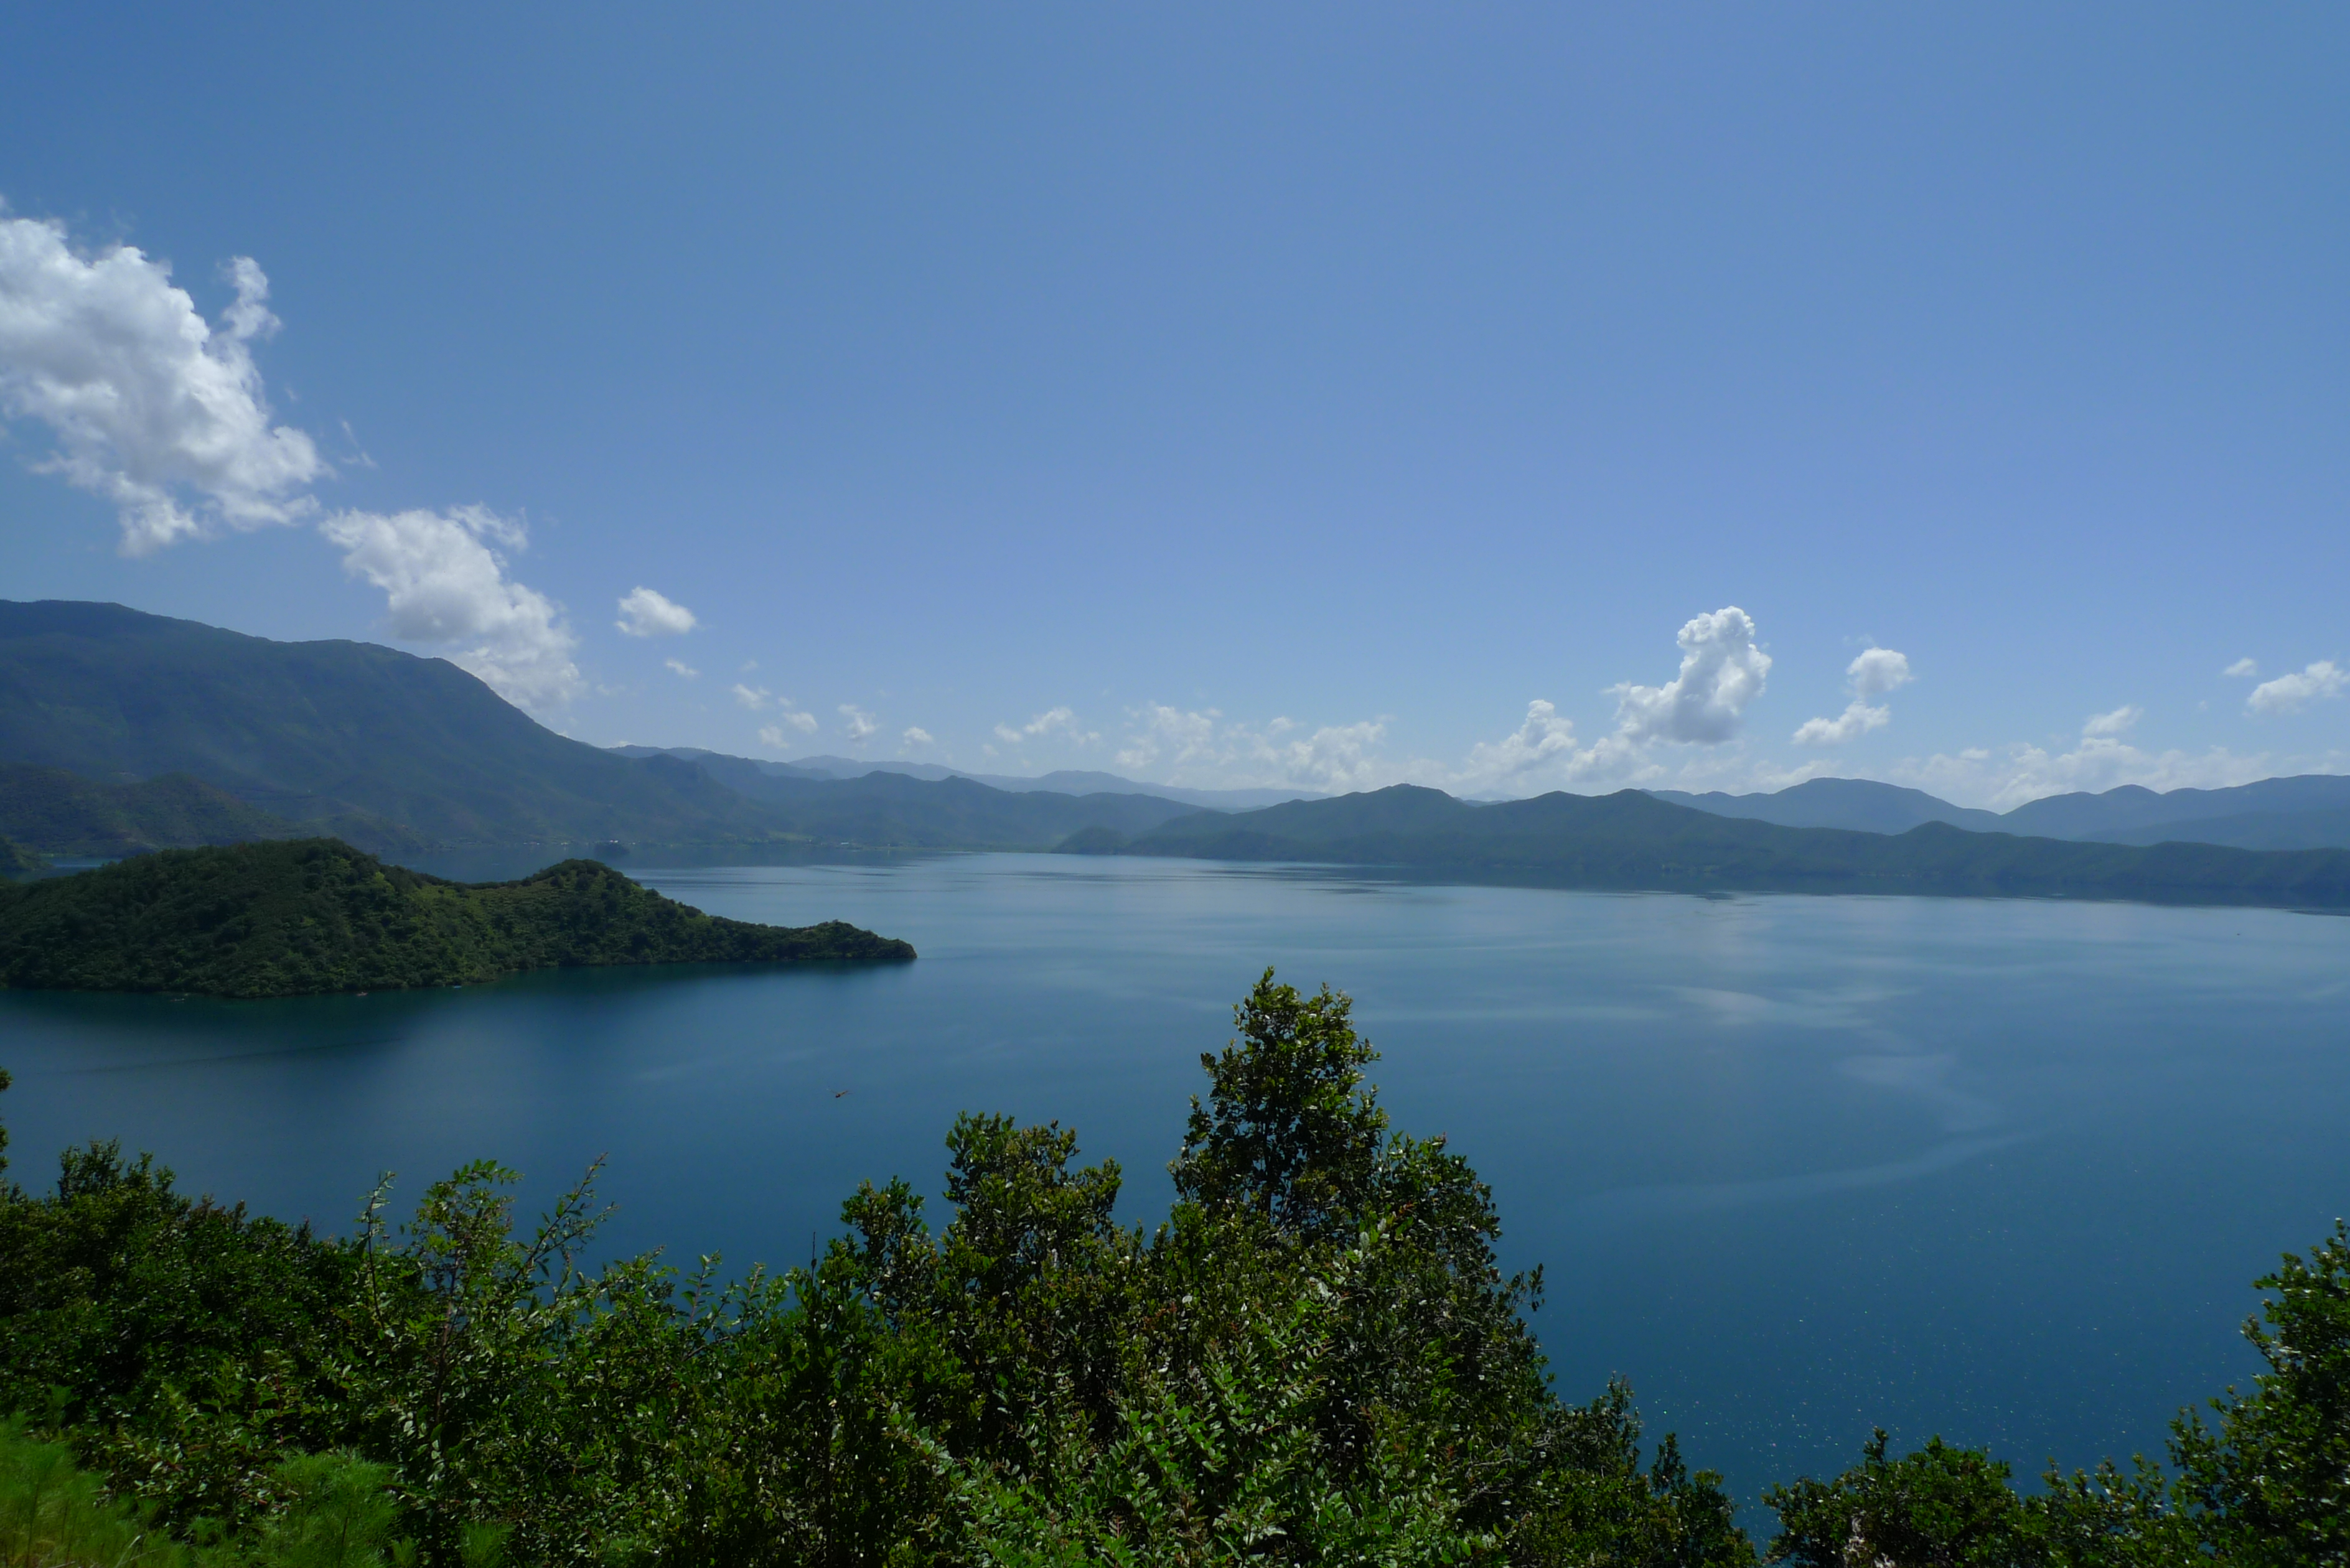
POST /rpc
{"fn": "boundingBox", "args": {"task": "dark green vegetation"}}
[0,839,912,997]
[3,977,2344,1565]
[1093,785,2350,908]
[0,763,312,857]
[1654,773,2350,851]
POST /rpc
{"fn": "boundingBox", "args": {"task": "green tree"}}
[1171,969,1389,1239]
[2168,1219,2350,1566]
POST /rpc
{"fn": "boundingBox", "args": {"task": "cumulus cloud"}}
[664,658,698,678]
[1461,701,1579,781]
[1611,607,1772,745]
[739,682,815,734]
[0,206,599,711]
[1097,608,1781,797]
[1889,704,2276,811]
[2224,658,2259,679]
[902,726,935,747]
[1454,605,1776,790]
[1115,706,1223,773]
[318,506,581,709]
[615,586,696,638]
[1793,646,1912,745]
[840,704,879,742]
[2247,661,2346,715]
[757,712,818,748]
[0,209,325,553]
[995,706,1097,746]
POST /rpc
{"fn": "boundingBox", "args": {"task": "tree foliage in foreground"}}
[1,974,2344,1565]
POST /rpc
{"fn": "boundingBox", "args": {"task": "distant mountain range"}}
[1090,785,2350,908]
[6,599,2348,907]
[610,746,1319,810]
[1649,773,2350,851]
[0,600,1214,855]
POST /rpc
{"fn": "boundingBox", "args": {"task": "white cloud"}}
[615,586,696,638]
[1114,705,1225,773]
[902,726,935,747]
[1092,610,1778,797]
[664,658,698,678]
[2082,704,2141,737]
[0,209,325,553]
[996,706,1097,747]
[840,704,879,742]
[1793,646,1912,745]
[1894,739,2274,811]
[1461,700,1580,782]
[1611,607,1772,746]
[0,207,601,710]
[756,711,817,747]
[1889,707,2278,811]
[2247,661,2346,715]
[739,682,816,734]
[317,506,581,709]
[2224,658,2259,679]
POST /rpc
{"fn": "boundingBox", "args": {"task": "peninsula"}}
[0,838,915,998]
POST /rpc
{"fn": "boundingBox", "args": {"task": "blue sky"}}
[2,3,2344,806]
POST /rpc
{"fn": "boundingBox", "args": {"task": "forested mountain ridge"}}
[0,602,1205,852]
[614,745,1320,809]
[0,762,327,856]
[653,749,1202,844]
[0,600,783,848]
[1652,772,2350,848]
[0,838,913,997]
[1101,784,2350,907]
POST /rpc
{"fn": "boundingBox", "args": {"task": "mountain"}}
[1101,784,2350,908]
[616,747,1321,810]
[1651,773,2350,851]
[1998,775,2350,842]
[0,601,785,848]
[0,838,914,998]
[620,749,1202,846]
[2070,807,2350,851]
[0,762,319,855]
[1647,778,2006,834]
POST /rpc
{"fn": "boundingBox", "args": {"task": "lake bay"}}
[4,852,2346,1510]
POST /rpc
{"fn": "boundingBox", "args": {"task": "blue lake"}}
[3,852,2346,1512]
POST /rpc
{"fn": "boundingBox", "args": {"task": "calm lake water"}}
[4,852,2347,1512]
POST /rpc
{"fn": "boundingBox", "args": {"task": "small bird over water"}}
[834,1089,851,1098]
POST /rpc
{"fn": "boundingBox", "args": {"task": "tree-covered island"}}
[1,973,2341,1565]
[0,839,913,997]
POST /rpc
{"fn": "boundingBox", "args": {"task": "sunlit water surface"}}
[5,852,2347,1513]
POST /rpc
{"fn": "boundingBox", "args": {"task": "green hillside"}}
[0,600,782,846]
[0,838,914,997]
[1107,785,2350,907]
[0,762,316,854]
[0,602,1213,852]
